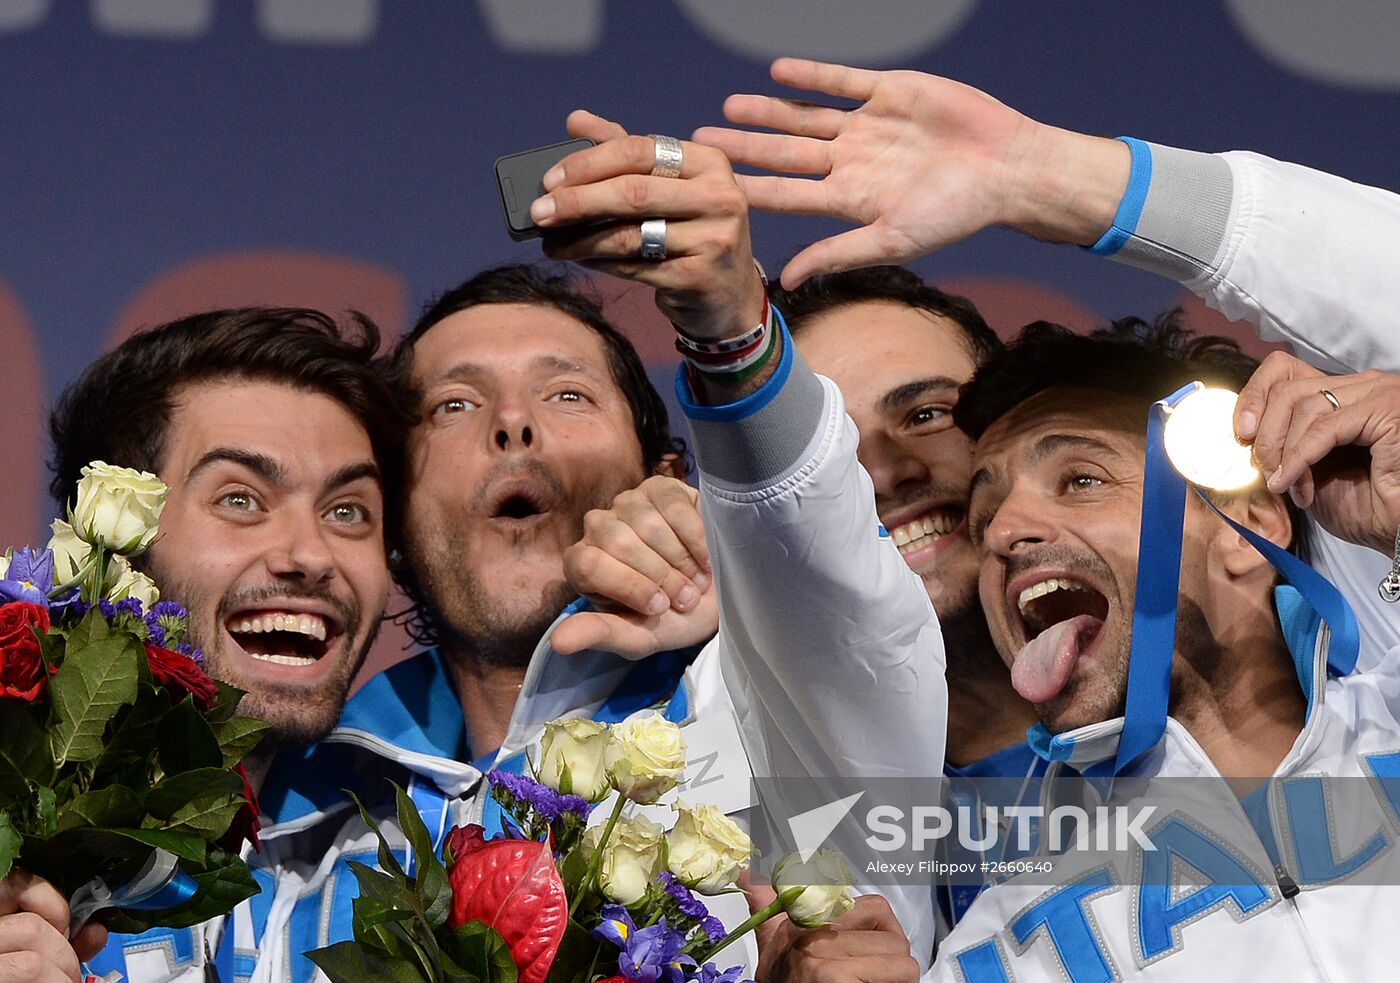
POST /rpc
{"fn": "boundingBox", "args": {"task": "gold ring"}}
[1321,388,1341,411]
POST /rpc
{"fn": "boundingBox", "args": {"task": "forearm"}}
[1003,124,1132,248]
[681,316,945,967]
[1093,142,1400,373]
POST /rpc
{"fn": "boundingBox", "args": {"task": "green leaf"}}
[204,681,247,724]
[0,701,49,798]
[347,862,420,937]
[308,942,429,983]
[33,784,57,837]
[557,845,590,897]
[443,922,517,983]
[544,920,595,983]
[348,789,408,881]
[36,630,64,677]
[89,687,167,786]
[165,794,242,839]
[395,784,452,930]
[0,812,20,880]
[156,697,222,773]
[56,785,144,831]
[103,826,209,864]
[49,635,140,765]
[14,829,142,899]
[210,715,273,768]
[145,768,245,819]
[64,608,111,648]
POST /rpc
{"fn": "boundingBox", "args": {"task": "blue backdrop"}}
[5,0,1400,552]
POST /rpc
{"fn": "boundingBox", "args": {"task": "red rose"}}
[0,602,52,702]
[219,763,262,854]
[448,838,567,983]
[145,644,220,710]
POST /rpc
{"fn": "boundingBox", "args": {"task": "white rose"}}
[72,462,168,554]
[108,559,161,609]
[582,814,664,905]
[772,850,856,928]
[47,518,95,584]
[605,711,686,805]
[666,801,751,894]
[538,717,613,802]
[0,553,9,580]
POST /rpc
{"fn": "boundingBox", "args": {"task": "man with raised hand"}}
[529,111,946,969]
[37,309,405,983]
[690,59,1400,979]
[694,56,1400,651]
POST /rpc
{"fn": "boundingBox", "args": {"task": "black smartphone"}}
[494,138,595,241]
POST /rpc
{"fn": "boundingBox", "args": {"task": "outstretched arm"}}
[538,111,946,964]
[692,57,1129,288]
[696,58,1400,380]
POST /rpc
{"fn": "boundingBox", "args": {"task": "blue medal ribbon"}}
[1114,383,1361,774]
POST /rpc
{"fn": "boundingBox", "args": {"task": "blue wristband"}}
[1088,136,1153,257]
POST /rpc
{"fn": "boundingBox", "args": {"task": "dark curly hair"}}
[772,264,1002,365]
[954,309,1308,557]
[49,307,410,544]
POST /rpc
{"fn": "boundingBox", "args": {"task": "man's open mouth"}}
[1009,576,1110,705]
[886,505,965,557]
[487,481,552,522]
[225,609,340,667]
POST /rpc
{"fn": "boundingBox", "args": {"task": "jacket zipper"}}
[1263,627,1334,983]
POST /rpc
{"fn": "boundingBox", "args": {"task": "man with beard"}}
[28,308,406,983]
[923,322,1400,981]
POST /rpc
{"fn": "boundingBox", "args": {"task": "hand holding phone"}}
[494,138,595,241]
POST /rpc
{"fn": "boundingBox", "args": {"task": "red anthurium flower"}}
[448,838,567,983]
[444,824,489,866]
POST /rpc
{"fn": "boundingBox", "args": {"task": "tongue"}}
[1011,614,1100,704]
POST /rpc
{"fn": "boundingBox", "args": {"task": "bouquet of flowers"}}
[310,713,856,983]
[0,462,268,932]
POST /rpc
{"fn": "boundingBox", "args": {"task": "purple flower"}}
[658,871,710,920]
[691,964,748,983]
[592,904,637,949]
[488,769,592,824]
[151,601,187,619]
[698,917,726,945]
[143,615,167,647]
[593,906,694,983]
[0,548,55,606]
[543,791,591,823]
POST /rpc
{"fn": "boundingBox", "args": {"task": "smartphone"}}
[494,138,595,241]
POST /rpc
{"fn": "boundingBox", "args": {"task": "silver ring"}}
[648,134,684,178]
[1321,388,1342,411]
[639,218,667,260]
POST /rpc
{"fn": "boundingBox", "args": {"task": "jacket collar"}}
[258,599,697,831]
[1026,585,1345,774]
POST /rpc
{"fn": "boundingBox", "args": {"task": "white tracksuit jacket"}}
[932,145,1400,981]
[677,316,950,969]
